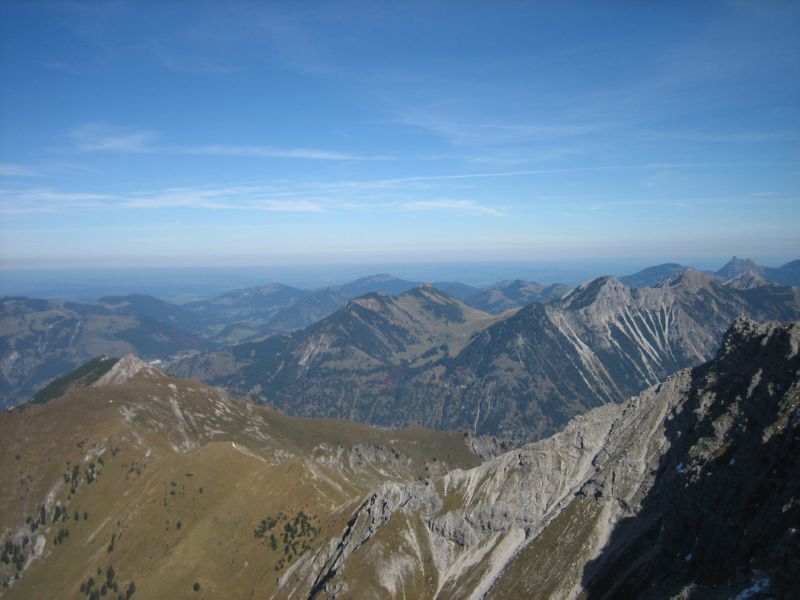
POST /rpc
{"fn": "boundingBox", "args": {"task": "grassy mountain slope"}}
[0,357,479,599]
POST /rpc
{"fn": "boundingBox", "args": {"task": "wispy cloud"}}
[73,123,158,152]
[0,182,337,214]
[0,187,114,214]
[585,199,661,212]
[175,144,392,161]
[17,189,115,203]
[2,161,759,217]
[397,199,506,217]
[0,163,39,177]
[324,162,745,193]
[71,123,390,161]
[401,112,607,147]
[641,130,798,144]
[0,182,504,217]
[122,185,327,212]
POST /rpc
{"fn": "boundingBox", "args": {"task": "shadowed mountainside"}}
[176,270,800,443]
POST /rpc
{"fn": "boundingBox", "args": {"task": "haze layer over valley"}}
[4,257,798,440]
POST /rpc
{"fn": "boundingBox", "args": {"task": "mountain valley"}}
[4,256,795,414]
[0,298,208,410]
[0,317,797,599]
[175,269,800,443]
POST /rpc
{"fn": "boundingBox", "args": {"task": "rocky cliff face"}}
[279,317,800,599]
[177,271,800,443]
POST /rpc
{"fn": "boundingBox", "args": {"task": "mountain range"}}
[181,275,573,345]
[620,256,800,289]
[2,257,798,413]
[175,269,800,443]
[0,273,572,409]
[0,317,796,598]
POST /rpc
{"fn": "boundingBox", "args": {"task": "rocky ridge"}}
[278,317,800,599]
[178,270,800,443]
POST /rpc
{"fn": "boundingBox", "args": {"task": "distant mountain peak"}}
[728,255,757,267]
[352,274,400,283]
[619,263,690,288]
[496,278,529,288]
[716,256,762,280]
[662,267,717,291]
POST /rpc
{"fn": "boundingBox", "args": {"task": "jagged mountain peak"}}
[560,275,629,310]
[716,256,761,279]
[721,315,799,358]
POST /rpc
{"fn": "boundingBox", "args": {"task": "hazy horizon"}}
[1,254,793,303]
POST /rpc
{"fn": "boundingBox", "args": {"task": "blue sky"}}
[1,0,798,269]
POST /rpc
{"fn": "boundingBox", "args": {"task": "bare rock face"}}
[284,318,800,599]
[92,354,156,386]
